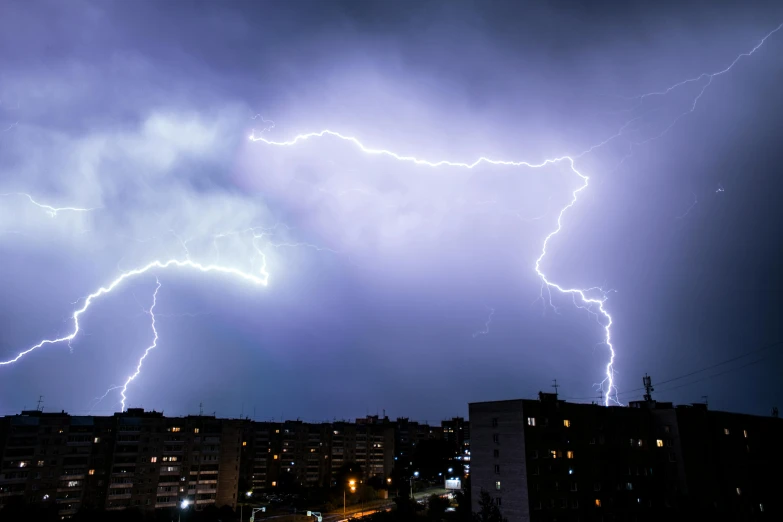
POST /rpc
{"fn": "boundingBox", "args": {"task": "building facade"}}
[470,394,781,522]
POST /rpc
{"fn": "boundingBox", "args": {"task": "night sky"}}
[1,0,782,422]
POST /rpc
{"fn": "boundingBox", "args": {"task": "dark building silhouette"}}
[470,394,782,522]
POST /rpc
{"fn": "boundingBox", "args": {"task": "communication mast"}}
[642,374,654,402]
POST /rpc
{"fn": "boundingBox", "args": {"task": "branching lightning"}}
[119,278,161,412]
[0,259,268,367]
[248,23,782,405]
[2,22,780,411]
[0,192,100,217]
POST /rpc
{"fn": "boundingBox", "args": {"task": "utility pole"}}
[642,374,654,402]
[552,379,559,398]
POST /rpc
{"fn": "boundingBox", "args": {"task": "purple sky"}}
[1,0,782,422]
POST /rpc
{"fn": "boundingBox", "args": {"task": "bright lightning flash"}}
[119,277,161,412]
[250,130,621,403]
[0,259,268,367]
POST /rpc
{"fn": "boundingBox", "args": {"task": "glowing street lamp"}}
[179,499,190,522]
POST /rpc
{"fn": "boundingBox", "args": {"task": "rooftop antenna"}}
[36,395,44,412]
[552,379,559,398]
[199,402,203,416]
[642,374,654,402]
[701,395,709,409]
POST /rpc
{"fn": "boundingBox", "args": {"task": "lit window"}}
[272,481,277,487]
[567,451,574,459]
[626,482,633,491]
[743,430,748,438]
[595,499,602,507]
[67,481,80,488]
[172,427,181,432]
[88,469,95,476]
[194,428,199,434]
[273,455,278,460]
[759,504,764,512]
[150,457,157,463]
[94,437,100,444]
[495,481,501,490]
[656,439,664,447]
[37,460,44,467]
[275,429,280,434]
[568,468,574,475]
[724,428,729,435]
[527,417,536,426]
[19,462,27,468]
[563,419,571,428]
[736,488,741,496]
[242,441,247,447]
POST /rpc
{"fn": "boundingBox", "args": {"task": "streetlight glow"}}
[180,499,190,510]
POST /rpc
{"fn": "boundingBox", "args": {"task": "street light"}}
[410,471,419,499]
[344,479,356,520]
[179,499,190,522]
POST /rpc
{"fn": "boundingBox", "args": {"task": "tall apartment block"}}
[470,393,782,522]
[0,409,243,517]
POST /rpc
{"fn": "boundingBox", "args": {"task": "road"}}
[322,488,449,522]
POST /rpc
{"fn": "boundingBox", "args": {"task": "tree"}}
[427,494,450,520]
[473,490,506,522]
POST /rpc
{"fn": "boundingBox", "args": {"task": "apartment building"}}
[0,409,242,518]
[470,393,782,522]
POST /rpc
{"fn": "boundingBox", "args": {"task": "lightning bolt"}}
[119,278,161,412]
[250,130,622,402]
[0,258,268,367]
[1,192,100,217]
[249,23,782,405]
[473,307,496,338]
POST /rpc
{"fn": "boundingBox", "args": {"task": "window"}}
[527,417,536,426]
[67,481,80,488]
[194,428,199,434]
[493,449,499,458]
[532,450,538,459]
[550,450,558,459]
[273,455,278,460]
[626,482,633,491]
[275,429,280,434]
[93,437,100,444]
[668,453,676,462]
[594,482,601,492]
[493,434,499,443]
[571,499,579,509]
[567,451,574,459]
[495,481,501,490]
[724,428,730,435]
[736,488,741,496]
[496,497,502,506]
[492,418,498,428]
[759,504,765,512]
[37,460,44,467]
[571,482,578,492]
[656,439,664,447]
[564,419,571,428]
[88,469,95,476]
[272,481,277,487]
[568,468,574,475]
[242,441,247,447]
[595,499,602,507]
[743,430,748,438]
[494,464,500,474]
[664,425,671,433]
[150,457,157,463]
